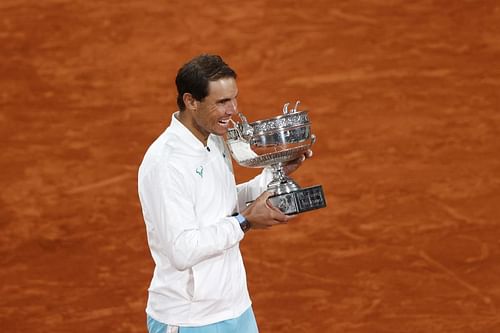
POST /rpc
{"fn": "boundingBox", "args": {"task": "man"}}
[138,54,311,333]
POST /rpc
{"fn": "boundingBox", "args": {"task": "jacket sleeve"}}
[235,167,273,211]
[139,164,244,271]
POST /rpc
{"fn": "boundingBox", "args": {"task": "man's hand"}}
[241,191,295,229]
[282,149,313,176]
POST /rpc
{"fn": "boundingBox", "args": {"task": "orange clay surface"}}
[1,1,500,332]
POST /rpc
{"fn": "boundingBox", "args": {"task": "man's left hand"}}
[282,149,313,175]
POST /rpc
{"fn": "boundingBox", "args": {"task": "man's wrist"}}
[232,212,251,233]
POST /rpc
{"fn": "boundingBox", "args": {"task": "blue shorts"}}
[147,307,258,333]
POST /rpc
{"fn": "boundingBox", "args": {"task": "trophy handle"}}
[229,112,254,141]
[235,112,254,139]
[283,100,301,114]
[282,102,290,114]
[228,118,244,140]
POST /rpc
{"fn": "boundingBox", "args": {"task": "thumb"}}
[256,190,274,202]
[258,191,282,212]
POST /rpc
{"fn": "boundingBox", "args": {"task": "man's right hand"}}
[240,191,295,229]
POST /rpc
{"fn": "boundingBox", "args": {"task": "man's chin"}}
[213,127,229,136]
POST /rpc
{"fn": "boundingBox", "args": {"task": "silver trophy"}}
[226,101,326,215]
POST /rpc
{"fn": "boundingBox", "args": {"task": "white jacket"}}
[138,112,271,326]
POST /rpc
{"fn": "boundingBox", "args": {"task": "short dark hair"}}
[175,54,237,111]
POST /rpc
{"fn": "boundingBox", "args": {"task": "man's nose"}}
[227,99,237,113]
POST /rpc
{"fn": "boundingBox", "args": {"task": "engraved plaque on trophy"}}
[226,101,327,215]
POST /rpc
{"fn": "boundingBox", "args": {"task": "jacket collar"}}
[167,111,212,152]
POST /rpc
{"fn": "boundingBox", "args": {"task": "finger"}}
[262,219,281,228]
[257,190,274,202]
[253,223,274,229]
[263,200,288,219]
[264,196,279,210]
[289,156,304,168]
[272,210,291,223]
[287,156,302,164]
[266,201,284,214]
[280,213,298,223]
[281,213,298,222]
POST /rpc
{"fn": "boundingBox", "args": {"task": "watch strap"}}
[232,213,251,232]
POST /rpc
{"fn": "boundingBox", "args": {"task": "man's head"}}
[175,54,239,142]
[176,54,237,111]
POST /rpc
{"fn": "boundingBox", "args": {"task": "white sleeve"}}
[235,167,273,211]
[139,164,244,272]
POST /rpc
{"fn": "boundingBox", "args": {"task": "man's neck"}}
[176,111,209,146]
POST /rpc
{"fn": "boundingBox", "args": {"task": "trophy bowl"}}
[226,101,326,215]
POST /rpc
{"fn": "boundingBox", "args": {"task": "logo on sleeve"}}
[195,166,204,178]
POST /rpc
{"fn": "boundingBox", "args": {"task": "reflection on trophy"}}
[226,101,327,215]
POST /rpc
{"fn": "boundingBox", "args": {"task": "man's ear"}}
[183,93,197,111]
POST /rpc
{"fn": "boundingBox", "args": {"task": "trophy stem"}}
[268,163,301,195]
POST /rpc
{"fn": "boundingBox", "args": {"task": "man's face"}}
[193,77,239,138]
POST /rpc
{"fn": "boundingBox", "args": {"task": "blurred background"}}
[1,0,499,332]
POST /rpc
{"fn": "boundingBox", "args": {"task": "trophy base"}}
[268,185,326,215]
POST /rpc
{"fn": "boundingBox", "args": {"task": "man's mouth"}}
[218,118,230,127]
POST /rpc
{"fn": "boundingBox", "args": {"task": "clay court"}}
[1,0,500,332]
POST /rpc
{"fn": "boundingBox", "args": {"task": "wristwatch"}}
[232,212,251,233]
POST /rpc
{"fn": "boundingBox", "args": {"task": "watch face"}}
[241,220,250,232]
[233,213,250,232]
